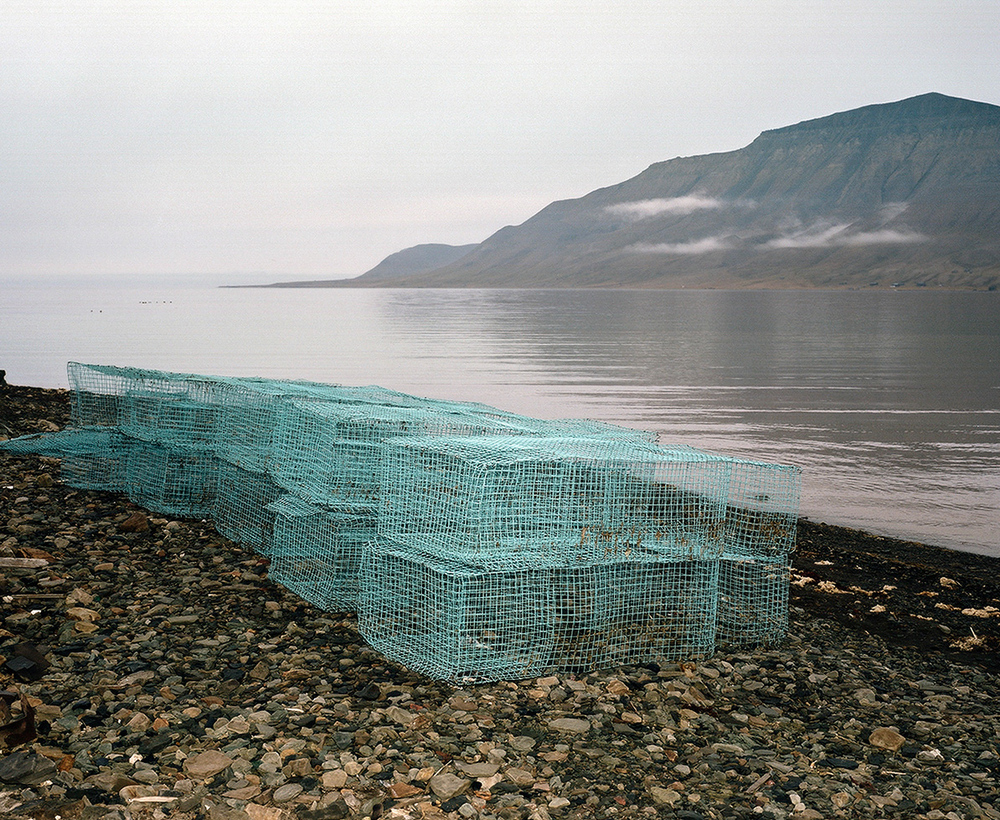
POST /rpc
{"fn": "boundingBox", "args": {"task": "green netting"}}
[716,556,790,647]
[723,458,801,558]
[5,362,804,679]
[214,379,445,472]
[359,538,719,682]
[269,400,516,507]
[713,458,799,647]
[69,362,230,431]
[124,440,219,518]
[61,430,130,493]
[360,538,558,682]
[122,393,222,451]
[377,435,732,565]
[213,461,284,551]
[1,429,93,457]
[267,495,377,612]
[547,555,719,671]
[68,362,133,428]
[452,402,660,443]
[0,427,129,492]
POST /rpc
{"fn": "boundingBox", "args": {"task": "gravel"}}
[2,385,998,820]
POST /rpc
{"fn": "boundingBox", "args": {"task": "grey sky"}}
[3,1,998,281]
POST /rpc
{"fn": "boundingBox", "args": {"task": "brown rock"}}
[183,750,235,779]
[389,782,424,798]
[119,512,150,532]
[869,727,906,751]
[66,606,101,623]
[73,621,100,634]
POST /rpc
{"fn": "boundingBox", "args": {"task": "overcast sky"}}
[4,1,999,282]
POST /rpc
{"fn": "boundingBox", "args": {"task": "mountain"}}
[256,243,477,287]
[350,242,478,281]
[313,93,1000,290]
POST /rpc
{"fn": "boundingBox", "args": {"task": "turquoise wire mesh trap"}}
[2,362,802,679]
[213,461,284,553]
[0,427,129,492]
[377,435,732,565]
[214,378,430,472]
[718,458,802,647]
[360,538,720,682]
[267,495,377,612]
[124,440,219,519]
[269,400,517,507]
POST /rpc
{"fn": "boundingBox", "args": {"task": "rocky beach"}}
[2,385,999,820]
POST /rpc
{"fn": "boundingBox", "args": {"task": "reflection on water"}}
[3,280,998,555]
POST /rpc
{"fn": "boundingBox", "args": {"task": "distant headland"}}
[248,93,1000,291]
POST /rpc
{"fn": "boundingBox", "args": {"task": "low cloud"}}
[605,195,723,219]
[840,228,926,246]
[878,201,910,222]
[765,222,925,249]
[630,236,732,255]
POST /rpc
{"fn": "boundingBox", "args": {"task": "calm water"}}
[3,275,998,556]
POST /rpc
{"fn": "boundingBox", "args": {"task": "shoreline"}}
[2,384,999,819]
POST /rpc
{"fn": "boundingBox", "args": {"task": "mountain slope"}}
[351,243,478,282]
[351,93,1000,290]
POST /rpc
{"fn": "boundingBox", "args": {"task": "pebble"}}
[429,772,471,800]
[271,783,303,803]
[869,726,906,751]
[2,392,1000,820]
[183,750,235,779]
[548,717,591,734]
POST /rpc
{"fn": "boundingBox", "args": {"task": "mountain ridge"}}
[268,93,1000,290]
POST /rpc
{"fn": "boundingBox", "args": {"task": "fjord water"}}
[3,276,998,556]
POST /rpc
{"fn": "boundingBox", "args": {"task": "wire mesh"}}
[267,495,377,612]
[68,362,136,428]
[724,458,801,557]
[122,392,223,451]
[377,435,732,564]
[5,362,805,679]
[360,538,719,682]
[269,400,515,507]
[716,555,790,647]
[124,440,219,518]
[214,378,432,471]
[715,458,799,646]
[548,555,719,671]
[1,429,88,457]
[0,428,129,492]
[360,538,557,683]
[213,461,284,551]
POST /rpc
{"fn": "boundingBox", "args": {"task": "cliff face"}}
[360,94,1000,289]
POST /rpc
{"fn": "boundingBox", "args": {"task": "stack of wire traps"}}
[0,362,803,681]
[361,436,732,681]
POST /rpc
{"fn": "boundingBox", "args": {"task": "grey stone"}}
[429,772,471,800]
[272,783,304,802]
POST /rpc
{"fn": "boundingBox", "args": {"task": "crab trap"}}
[212,460,284,552]
[2,362,804,680]
[124,439,219,519]
[269,400,516,507]
[266,495,377,612]
[716,555,790,647]
[0,427,128,493]
[715,457,800,646]
[359,538,719,682]
[376,435,733,565]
